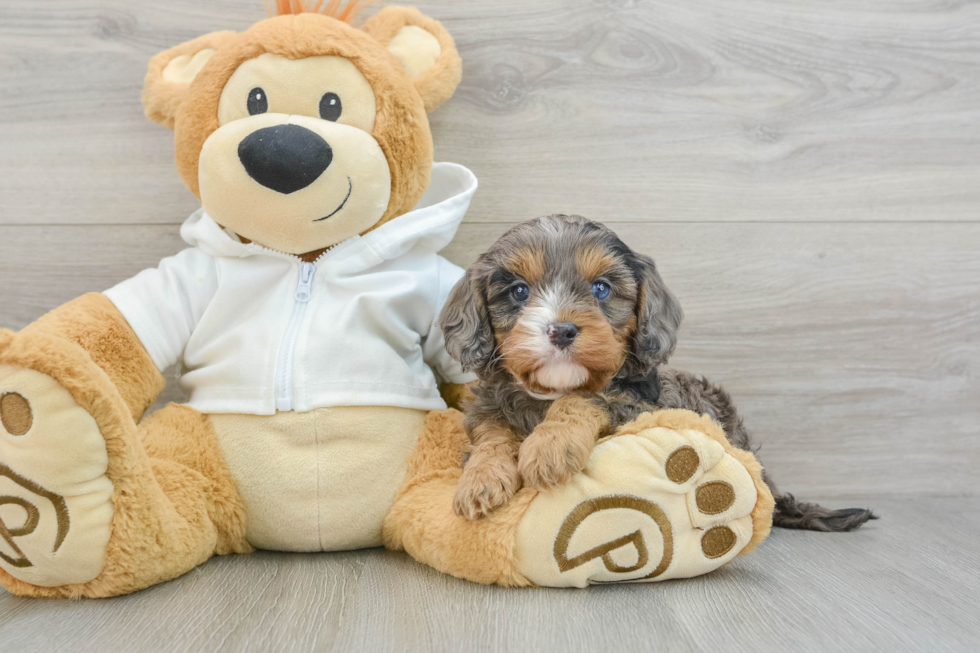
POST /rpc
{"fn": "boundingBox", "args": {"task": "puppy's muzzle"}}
[238,124,333,194]
[547,322,579,350]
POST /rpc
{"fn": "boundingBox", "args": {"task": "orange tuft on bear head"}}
[141,5,461,256]
[265,0,376,22]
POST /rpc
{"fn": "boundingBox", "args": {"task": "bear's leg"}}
[384,409,774,588]
[0,327,249,598]
[138,404,252,559]
[382,409,537,587]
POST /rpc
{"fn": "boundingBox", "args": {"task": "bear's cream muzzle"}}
[198,112,392,254]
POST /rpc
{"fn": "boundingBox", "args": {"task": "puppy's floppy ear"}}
[625,253,683,377]
[440,266,495,372]
[142,31,237,129]
[362,6,462,112]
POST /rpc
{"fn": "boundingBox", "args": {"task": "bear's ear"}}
[362,7,462,112]
[142,31,238,129]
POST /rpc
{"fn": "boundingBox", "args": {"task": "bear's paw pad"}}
[514,425,759,587]
[0,365,113,587]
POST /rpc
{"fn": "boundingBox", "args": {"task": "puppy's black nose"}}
[238,124,332,194]
[547,322,579,349]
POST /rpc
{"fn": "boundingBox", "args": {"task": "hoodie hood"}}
[180,162,478,268]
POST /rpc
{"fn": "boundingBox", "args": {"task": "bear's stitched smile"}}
[314,177,353,222]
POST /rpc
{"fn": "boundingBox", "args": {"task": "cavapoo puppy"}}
[440,214,875,531]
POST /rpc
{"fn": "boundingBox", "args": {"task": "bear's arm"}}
[102,247,218,369]
[21,293,166,422]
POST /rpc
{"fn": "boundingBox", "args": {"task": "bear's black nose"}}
[237,124,332,194]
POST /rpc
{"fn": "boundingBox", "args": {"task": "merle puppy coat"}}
[440,214,874,530]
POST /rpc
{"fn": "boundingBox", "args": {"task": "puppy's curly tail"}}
[772,493,877,532]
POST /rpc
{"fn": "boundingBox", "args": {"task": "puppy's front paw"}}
[453,458,521,520]
[518,423,594,490]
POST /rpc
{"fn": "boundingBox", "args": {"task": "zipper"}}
[263,240,346,413]
[274,261,316,412]
[255,236,351,412]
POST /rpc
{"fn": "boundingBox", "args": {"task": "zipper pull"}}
[295,262,316,302]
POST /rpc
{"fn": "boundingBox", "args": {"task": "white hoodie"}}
[105,162,478,415]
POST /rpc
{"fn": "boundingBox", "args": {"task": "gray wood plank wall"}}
[1,0,978,507]
[2,3,980,652]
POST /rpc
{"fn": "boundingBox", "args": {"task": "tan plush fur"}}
[143,30,238,129]
[139,404,252,556]
[23,293,165,422]
[362,7,462,112]
[0,327,249,598]
[383,409,537,587]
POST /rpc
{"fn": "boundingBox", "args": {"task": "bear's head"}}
[142,2,461,258]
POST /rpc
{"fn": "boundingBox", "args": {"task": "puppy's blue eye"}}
[592,281,611,300]
[511,283,530,302]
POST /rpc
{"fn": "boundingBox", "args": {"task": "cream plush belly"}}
[209,406,425,552]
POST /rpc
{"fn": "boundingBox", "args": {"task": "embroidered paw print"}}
[514,420,763,587]
[665,445,741,559]
[0,392,32,436]
[0,365,114,586]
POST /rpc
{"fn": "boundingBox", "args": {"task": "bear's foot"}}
[0,364,114,587]
[513,411,772,587]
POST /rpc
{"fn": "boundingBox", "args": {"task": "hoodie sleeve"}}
[422,256,478,385]
[103,247,218,372]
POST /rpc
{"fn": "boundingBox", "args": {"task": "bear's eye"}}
[247,87,268,115]
[319,92,342,122]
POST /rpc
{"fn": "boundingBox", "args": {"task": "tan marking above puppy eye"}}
[507,247,545,285]
[217,54,377,132]
[576,247,615,282]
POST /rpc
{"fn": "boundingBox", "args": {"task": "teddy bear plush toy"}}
[0,2,773,598]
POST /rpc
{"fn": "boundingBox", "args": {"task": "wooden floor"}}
[1,0,978,651]
[1,497,978,653]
